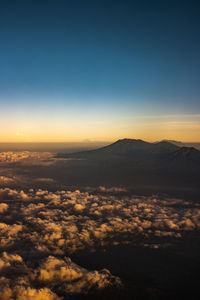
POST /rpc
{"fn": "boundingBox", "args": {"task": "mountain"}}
[56,139,200,195]
[57,139,200,166]
[58,138,180,160]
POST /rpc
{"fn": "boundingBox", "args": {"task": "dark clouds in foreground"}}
[0,187,200,299]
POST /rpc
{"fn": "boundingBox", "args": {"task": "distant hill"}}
[158,139,200,151]
[159,139,186,147]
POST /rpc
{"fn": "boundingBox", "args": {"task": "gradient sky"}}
[0,0,200,142]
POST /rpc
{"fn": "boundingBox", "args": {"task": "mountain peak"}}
[57,138,200,166]
[114,138,148,144]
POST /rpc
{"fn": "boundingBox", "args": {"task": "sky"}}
[0,0,200,142]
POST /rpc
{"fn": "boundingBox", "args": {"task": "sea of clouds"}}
[0,151,200,298]
[0,186,200,299]
[0,151,68,188]
[0,151,56,165]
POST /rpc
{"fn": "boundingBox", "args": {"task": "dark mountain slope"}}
[56,139,200,194]
[171,146,200,161]
[153,141,179,153]
[57,139,180,160]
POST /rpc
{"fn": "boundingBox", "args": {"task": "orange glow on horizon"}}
[0,113,199,143]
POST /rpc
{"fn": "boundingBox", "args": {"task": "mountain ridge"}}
[55,138,200,194]
[57,138,181,157]
[56,139,200,173]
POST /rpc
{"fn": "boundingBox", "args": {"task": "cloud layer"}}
[0,151,53,163]
[0,187,200,298]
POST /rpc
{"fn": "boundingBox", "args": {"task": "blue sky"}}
[0,0,200,141]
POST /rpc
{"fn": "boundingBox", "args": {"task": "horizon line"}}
[0,139,200,144]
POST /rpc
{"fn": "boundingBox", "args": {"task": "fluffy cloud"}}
[0,151,55,166]
[35,178,54,183]
[0,279,61,300]
[33,256,120,294]
[0,203,8,213]
[0,251,120,299]
[0,187,200,298]
[97,186,127,193]
[0,176,14,184]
